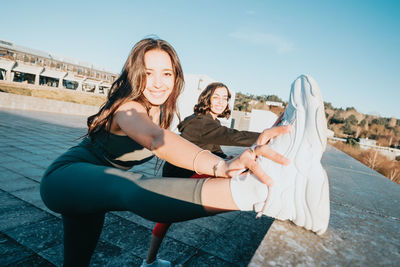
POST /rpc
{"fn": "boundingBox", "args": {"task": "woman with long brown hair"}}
[40,37,291,266]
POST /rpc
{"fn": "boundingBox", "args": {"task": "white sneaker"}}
[141,258,171,267]
[231,74,330,235]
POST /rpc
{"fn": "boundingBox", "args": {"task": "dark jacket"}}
[162,113,260,177]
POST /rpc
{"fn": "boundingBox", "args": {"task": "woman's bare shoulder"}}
[112,100,148,132]
[117,100,147,113]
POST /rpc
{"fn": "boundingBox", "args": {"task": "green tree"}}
[346,106,356,111]
[345,114,358,125]
[371,118,386,125]
[342,121,355,135]
[346,137,360,148]
[266,95,283,102]
[324,102,333,110]
[330,111,344,124]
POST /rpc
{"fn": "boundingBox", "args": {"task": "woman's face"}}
[143,49,175,106]
[210,87,229,117]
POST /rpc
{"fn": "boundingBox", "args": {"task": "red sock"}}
[152,223,171,239]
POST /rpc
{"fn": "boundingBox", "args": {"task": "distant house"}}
[265,101,283,107]
[249,100,259,106]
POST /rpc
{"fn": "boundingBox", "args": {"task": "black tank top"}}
[89,130,154,169]
[88,108,164,169]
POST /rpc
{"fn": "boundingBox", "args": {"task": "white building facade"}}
[0,39,117,94]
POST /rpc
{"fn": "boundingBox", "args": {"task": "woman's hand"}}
[223,125,291,186]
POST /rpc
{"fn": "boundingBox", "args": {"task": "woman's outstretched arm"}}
[114,101,290,185]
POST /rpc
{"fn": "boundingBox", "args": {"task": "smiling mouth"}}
[148,90,166,98]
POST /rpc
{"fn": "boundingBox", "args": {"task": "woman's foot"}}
[141,258,171,267]
[231,74,330,235]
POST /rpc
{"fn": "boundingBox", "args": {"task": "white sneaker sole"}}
[257,74,330,235]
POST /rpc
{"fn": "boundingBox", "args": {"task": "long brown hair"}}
[87,38,184,137]
[193,82,231,119]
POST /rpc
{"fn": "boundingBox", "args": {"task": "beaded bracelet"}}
[213,159,224,177]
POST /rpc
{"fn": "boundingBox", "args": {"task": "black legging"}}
[40,143,211,266]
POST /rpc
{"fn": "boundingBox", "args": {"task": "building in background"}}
[0,39,117,94]
[231,110,252,131]
[248,109,278,132]
[0,40,249,133]
[265,100,283,107]
[231,109,279,133]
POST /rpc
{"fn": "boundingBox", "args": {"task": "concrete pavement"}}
[0,108,271,266]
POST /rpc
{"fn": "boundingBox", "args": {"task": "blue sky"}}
[1,0,399,118]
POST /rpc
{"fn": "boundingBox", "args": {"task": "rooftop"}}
[0,39,116,74]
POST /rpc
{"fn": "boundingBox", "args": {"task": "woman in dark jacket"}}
[144,82,261,266]
[162,82,260,177]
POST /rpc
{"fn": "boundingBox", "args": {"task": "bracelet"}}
[193,149,210,174]
[213,159,224,177]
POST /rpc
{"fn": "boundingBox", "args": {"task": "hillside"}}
[234,92,400,148]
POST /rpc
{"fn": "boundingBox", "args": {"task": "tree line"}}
[233,92,400,148]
